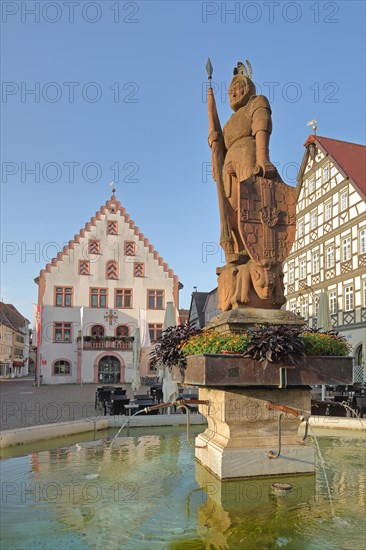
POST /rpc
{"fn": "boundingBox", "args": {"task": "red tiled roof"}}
[305,135,366,196]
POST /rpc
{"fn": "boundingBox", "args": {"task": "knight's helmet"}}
[231,60,256,96]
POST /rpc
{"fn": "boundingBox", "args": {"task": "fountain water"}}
[2,426,364,549]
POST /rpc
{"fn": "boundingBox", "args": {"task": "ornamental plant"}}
[300,330,351,356]
[244,325,305,367]
[181,330,250,356]
[149,324,201,371]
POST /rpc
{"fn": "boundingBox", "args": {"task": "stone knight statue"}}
[207,59,296,312]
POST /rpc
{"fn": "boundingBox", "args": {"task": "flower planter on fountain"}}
[184,354,353,387]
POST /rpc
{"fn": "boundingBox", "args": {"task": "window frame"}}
[322,164,330,183]
[310,209,317,230]
[54,286,73,307]
[329,291,337,315]
[324,200,332,221]
[53,359,71,376]
[340,190,348,212]
[91,324,105,337]
[115,288,133,309]
[326,244,335,269]
[359,228,366,255]
[312,252,320,274]
[115,325,130,337]
[299,257,306,280]
[53,322,72,343]
[90,287,108,308]
[344,285,354,311]
[148,323,163,342]
[298,218,305,237]
[308,175,315,194]
[288,263,295,284]
[342,237,351,262]
[147,289,165,310]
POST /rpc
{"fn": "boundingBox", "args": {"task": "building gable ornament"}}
[104,309,118,326]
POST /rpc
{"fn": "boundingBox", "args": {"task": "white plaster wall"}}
[38,202,177,384]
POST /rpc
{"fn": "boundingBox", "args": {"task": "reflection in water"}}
[0,430,365,550]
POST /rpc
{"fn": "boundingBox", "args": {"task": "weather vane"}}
[307,119,317,135]
[108,179,115,195]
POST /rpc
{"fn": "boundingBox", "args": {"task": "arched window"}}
[91,325,105,337]
[116,325,129,338]
[106,260,119,280]
[53,360,71,375]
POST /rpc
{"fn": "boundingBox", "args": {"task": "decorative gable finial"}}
[108,179,115,197]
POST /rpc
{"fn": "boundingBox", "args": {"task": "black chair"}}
[95,388,114,410]
[150,386,163,403]
[113,388,127,396]
[107,396,130,416]
[355,396,366,417]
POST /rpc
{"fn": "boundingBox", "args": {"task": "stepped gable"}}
[39,192,179,285]
[303,135,366,197]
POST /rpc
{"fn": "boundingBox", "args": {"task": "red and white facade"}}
[35,193,180,384]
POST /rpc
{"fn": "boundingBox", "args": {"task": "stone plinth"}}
[208,308,304,334]
[196,387,315,479]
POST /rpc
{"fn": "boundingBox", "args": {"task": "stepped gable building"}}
[35,191,181,384]
[0,303,30,378]
[283,135,366,369]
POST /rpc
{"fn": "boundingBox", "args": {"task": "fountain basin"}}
[184,354,353,386]
[1,427,365,549]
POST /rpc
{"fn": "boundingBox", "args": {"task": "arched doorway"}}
[98,355,121,384]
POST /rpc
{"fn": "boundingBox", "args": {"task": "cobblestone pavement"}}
[0,378,140,431]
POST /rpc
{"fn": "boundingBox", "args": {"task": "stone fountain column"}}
[184,346,353,480]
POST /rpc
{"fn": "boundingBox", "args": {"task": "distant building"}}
[188,289,219,329]
[0,303,30,377]
[178,309,189,325]
[283,135,366,376]
[35,191,181,384]
[188,292,209,329]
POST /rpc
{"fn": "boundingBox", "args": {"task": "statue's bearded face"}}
[229,82,249,111]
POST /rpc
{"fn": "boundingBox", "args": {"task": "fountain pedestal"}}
[195,386,314,479]
[185,354,353,480]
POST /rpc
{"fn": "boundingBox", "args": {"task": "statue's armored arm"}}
[251,96,277,178]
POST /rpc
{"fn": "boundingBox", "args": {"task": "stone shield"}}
[238,176,297,263]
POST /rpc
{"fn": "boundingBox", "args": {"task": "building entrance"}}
[98,356,121,384]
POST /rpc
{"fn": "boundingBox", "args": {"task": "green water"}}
[0,427,365,550]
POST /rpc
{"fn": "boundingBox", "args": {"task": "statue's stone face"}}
[250,263,276,300]
[229,81,249,111]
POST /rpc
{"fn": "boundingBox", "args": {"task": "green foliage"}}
[181,331,250,355]
[300,330,351,356]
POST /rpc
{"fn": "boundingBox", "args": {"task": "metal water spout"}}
[265,401,309,459]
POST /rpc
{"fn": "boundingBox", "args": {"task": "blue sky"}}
[1,0,365,322]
